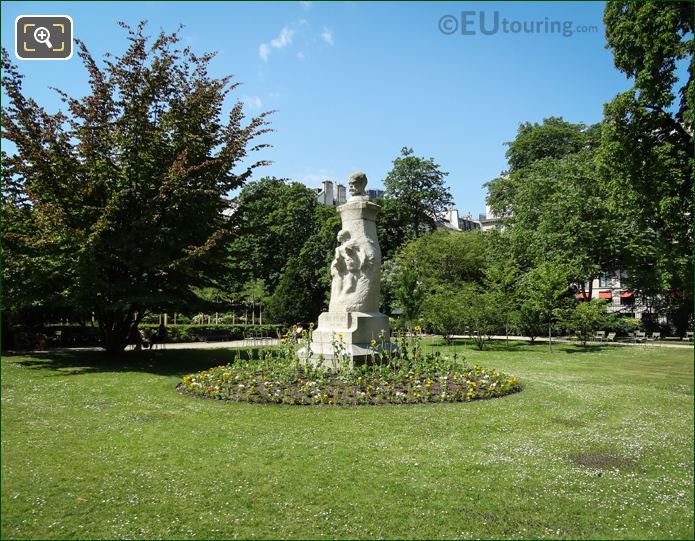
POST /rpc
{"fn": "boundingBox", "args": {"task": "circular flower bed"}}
[177,339,521,406]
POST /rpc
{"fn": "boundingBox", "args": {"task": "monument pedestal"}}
[301,172,391,369]
[300,311,391,368]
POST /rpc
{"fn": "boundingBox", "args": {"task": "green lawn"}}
[2,342,693,539]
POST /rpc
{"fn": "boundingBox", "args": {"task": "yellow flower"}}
[414,325,422,333]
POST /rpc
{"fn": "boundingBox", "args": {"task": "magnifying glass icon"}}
[33,26,53,49]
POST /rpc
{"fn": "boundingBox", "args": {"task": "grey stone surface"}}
[302,172,391,367]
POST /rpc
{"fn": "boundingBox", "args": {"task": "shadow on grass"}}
[5,347,276,378]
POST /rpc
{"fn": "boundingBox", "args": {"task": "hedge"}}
[9,324,284,349]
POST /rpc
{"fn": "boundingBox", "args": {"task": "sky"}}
[1,0,632,217]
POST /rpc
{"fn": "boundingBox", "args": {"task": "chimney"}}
[336,184,347,205]
[323,180,334,205]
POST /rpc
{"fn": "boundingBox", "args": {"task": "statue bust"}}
[348,171,368,199]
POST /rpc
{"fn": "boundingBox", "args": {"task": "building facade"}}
[579,271,653,320]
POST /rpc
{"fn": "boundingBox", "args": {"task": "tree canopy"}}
[1,22,271,351]
[377,147,453,258]
[600,1,693,331]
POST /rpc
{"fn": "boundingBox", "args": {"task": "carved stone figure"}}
[303,172,390,366]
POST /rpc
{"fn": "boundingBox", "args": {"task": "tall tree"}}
[601,1,693,331]
[1,23,271,352]
[264,204,341,325]
[227,177,322,292]
[486,117,601,218]
[377,147,453,258]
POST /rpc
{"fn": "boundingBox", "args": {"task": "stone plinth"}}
[301,311,390,368]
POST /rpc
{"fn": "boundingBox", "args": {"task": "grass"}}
[2,341,693,539]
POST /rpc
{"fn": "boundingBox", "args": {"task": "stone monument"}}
[303,172,390,366]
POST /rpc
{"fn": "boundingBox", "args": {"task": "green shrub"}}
[139,324,283,343]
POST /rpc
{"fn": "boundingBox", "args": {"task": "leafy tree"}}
[454,285,500,351]
[392,265,426,328]
[421,287,468,344]
[240,278,268,325]
[505,116,601,173]
[513,301,545,344]
[228,178,321,292]
[517,262,571,348]
[600,1,693,332]
[484,231,520,340]
[377,147,453,257]
[555,299,617,347]
[1,23,271,352]
[392,230,485,295]
[384,229,485,327]
[264,204,341,325]
[486,117,601,217]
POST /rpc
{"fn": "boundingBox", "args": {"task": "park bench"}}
[634,331,646,343]
[592,330,606,342]
[685,332,693,342]
[646,332,660,342]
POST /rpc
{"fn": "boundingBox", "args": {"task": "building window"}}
[598,272,611,288]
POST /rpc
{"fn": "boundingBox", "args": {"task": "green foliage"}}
[555,300,617,346]
[228,178,323,291]
[385,230,485,328]
[609,316,644,336]
[488,143,619,289]
[503,116,601,174]
[460,286,501,351]
[1,23,271,352]
[484,234,520,338]
[264,204,341,325]
[377,147,453,257]
[600,2,693,332]
[393,230,485,295]
[516,262,572,343]
[229,178,340,326]
[138,323,282,343]
[421,287,469,343]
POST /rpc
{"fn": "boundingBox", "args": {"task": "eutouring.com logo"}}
[438,11,599,38]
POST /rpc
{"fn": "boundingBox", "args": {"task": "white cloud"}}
[242,96,263,109]
[296,52,305,61]
[259,26,296,62]
[271,27,295,49]
[321,27,334,46]
[259,43,270,62]
[299,1,312,9]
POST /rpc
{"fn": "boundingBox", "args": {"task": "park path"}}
[5,335,692,356]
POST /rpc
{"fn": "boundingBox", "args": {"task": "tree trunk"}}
[99,308,136,354]
[548,324,552,352]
